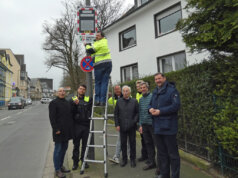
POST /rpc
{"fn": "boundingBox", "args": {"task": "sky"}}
[0,0,134,90]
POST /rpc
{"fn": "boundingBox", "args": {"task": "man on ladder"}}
[71,84,93,170]
[86,31,112,106]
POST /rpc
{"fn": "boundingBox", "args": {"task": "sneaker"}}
[55,170,66,178]
[109,156,120,164]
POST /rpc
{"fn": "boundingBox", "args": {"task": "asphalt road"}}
[0,102,51,178]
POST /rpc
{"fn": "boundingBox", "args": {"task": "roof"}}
[103,0,155,31]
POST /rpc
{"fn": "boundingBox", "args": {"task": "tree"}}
[77,0,131,30]
[43,0,129,91]
[43,1,85,91]
[177,0,238,56]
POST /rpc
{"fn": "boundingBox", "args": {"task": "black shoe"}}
[145,160,150,164]
[120,160,127,167]
[95,102,100,106]
[155,167,160,175]
[138,157,148,162]
[61,166,70,173]
[72,164,78,170]
[143,163,156,170]
[100,102,105,106]
[85,162,89,169]
[131,160,136,168]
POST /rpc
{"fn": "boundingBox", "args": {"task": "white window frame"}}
[157,51,187,73]
[154,3,182,37]
[121,63,138,82]
[119,25,137,51]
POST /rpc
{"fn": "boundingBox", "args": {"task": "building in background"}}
[104,0,208,83]
[15,55,30,98]
[3,49,21,97]
[0,50,13,106]
[30,78,42,100]
[0,51,7,106]
[38,78,54,98]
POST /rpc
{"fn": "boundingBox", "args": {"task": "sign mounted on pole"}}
[80,56,94,72]
[77,7,98,43]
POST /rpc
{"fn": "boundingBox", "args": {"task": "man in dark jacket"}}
[139,82,156,170]
[49,87,73,178]
[149,73,180,178]
[70,84,92,170]
[114,85,139,168]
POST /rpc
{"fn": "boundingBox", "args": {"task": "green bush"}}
[119,55,238,160]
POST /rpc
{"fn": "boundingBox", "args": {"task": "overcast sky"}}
[0,0,134,90]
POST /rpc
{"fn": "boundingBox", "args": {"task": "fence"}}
[177,95,238,177]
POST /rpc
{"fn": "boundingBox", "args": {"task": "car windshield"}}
[10,97,21,102]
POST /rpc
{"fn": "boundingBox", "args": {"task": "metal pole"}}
[85,0,95,160]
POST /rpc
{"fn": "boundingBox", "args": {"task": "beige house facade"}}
[4,49,21,97]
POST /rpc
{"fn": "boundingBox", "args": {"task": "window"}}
[119,26,136,51]
[157,51,186,73]
[121,63,138,82]
[141,0,149,5]
[155,3,182,37]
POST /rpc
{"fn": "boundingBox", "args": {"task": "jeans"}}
[154,134,180,178]
[94,61,112,103]
[53,141,69,171]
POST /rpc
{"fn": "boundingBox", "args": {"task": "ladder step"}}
[107,144,117,147]
[88,144,105,148]
[91,117,105,120]
[107,134,118,137]
[106,124,115,127]
[90,130,105,134]
[85,159,105,164]
[93,105,105,108]
[107,114,114,117]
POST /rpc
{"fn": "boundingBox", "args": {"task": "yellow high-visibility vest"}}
[86,38,111,64]
[72,96,89,102]
[136,93,143,103]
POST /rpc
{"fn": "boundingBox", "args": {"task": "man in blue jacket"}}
[149,73,180,178]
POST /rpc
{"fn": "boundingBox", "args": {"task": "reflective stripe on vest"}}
[84,96,89,102]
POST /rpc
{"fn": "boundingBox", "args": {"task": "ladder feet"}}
[80,170,84,175]
[104,173,108,178]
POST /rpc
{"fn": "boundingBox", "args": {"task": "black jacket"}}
[49,97,73,142]
[114,97,139,132]
[70,95,92,127]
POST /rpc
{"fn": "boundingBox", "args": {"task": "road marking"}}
[1,116,11,121]
[7,121,16,125]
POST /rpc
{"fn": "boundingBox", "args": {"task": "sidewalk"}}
[43,119,213,178]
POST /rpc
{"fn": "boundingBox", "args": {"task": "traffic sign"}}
[77,7,97,43]
[80,56,94,72]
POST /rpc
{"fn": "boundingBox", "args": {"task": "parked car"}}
[26,98,32,105]
[40,98,52,104]
[8,97,25,110]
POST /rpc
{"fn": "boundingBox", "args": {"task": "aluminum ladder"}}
[80,80,110,178]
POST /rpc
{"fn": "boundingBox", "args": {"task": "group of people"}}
[49,30,181,178]
[48,31,112,178]
[108,74,181,178]
[49,85,93,178]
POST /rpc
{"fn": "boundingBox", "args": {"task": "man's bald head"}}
[57,87,65,98]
